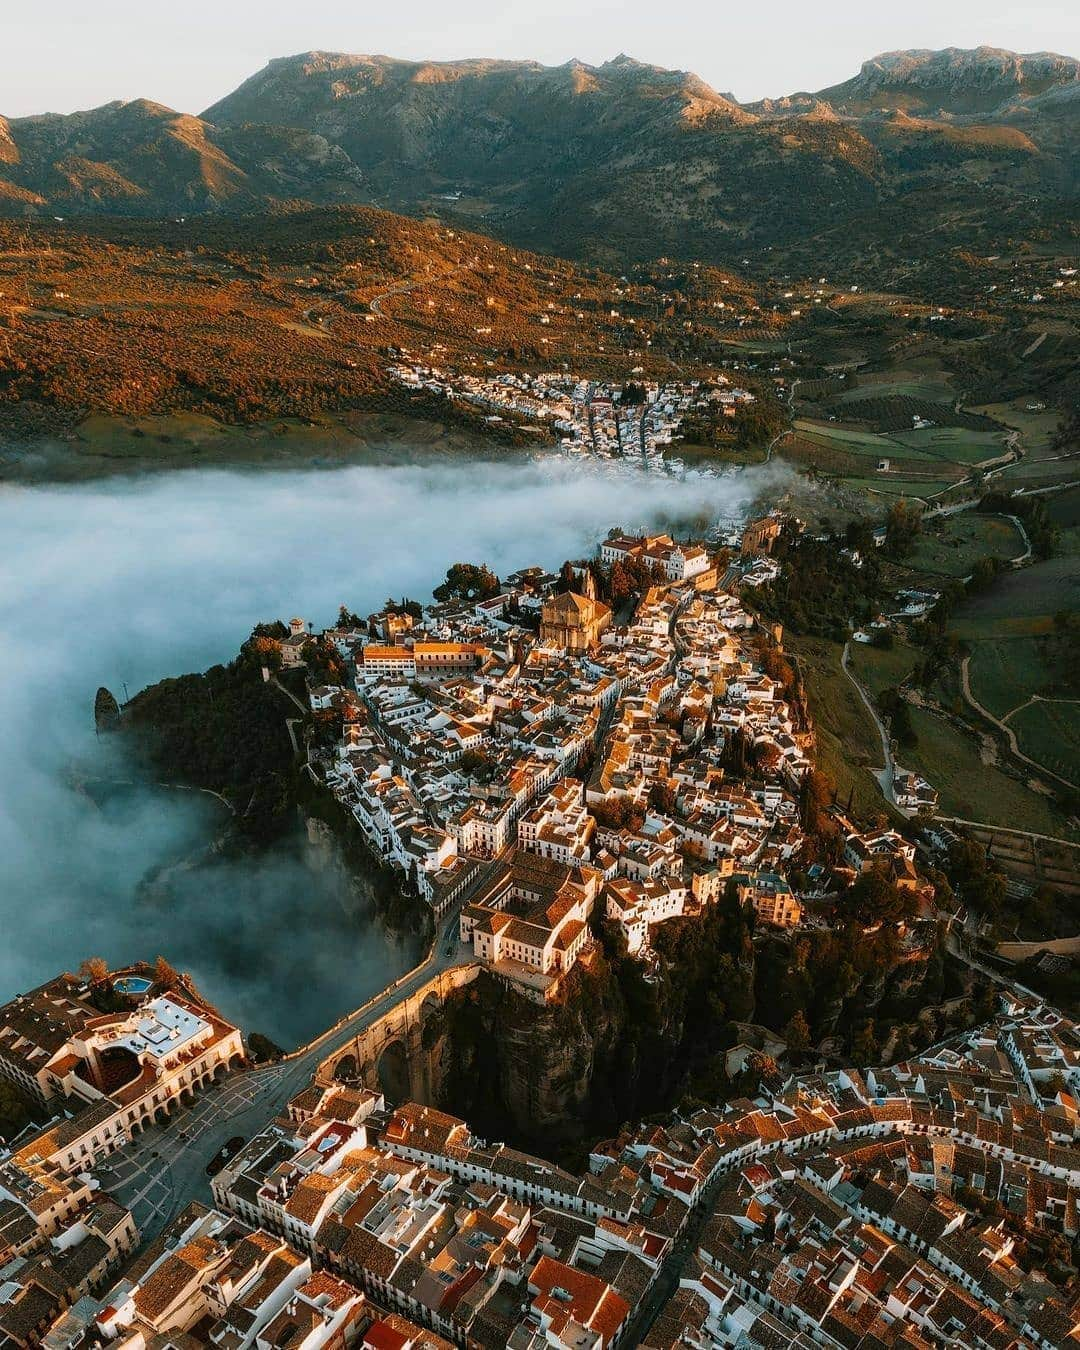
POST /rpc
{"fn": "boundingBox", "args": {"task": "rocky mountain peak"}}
[822,46,1079,116]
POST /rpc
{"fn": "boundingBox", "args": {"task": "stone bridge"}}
[316,963,481,1103]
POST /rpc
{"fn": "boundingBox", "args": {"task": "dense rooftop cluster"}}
[7,988,1078,1349]
[0,969,246,1175]
[386,369,755,467]
[208,992,1080,1349]
[282,523,954,1002]
[298,528,847,999]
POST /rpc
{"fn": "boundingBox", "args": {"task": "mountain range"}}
[1,46,1076,271]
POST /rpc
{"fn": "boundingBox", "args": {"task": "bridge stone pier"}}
[317,963,481,1104]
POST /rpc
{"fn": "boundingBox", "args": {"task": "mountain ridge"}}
[0,46,1075,274]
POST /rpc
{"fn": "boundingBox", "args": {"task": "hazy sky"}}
[4,0,1077,118]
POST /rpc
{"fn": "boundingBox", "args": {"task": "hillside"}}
[0,203,773,446]
[0,47,1074,278]
[0,99,365,214]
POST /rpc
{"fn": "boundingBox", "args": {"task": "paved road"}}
[100,884,491,1242]
[841,641,901,809]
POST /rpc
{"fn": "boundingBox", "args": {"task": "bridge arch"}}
[332,1053,357,1082]
[376,1037,411,1103]
[420,993,444,1051]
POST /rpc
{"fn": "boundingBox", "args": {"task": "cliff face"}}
[429,907,949,1157]
[431,958,659,1154]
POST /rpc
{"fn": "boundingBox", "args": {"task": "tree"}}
[966,555,1003,593]
[433,562,500,603]
[556,560,577,595]
[838,866,918,928]
[78,957,109,984]
[884,499,922,559]
[783,1009,812,1055]
[948,838,1007,917]
[741,1051,782,1093]
[877,687,917,747]
[0,1079,35,1143]
[250,635,283,673]
[153,956,181,991]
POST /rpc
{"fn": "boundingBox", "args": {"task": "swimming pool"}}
[113,975,153,996]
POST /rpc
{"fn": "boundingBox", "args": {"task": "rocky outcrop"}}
[431,915,945,1153]
[818,48,1080,117]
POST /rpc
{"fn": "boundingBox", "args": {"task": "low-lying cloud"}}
[0,454,788,1043]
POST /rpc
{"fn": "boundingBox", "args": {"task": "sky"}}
[3,0,1077,118]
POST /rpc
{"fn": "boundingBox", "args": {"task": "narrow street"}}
[624,1171,727,1345]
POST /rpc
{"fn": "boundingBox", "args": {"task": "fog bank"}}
[0,455,785,1043]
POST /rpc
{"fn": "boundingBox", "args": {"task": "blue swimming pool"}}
[113,975,153,996]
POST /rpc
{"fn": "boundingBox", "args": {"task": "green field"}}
[846,476,958,498]
[1007,700,1080,787]
[905,513,1024,578]
[1001,455,1080,486]
[902,706,1076,839]
[887,428,1004,465]
[848,640,919,698]
[788,415,1007,503]
[837,376,954,404]
[951,557,1078,793]
[970,399,1061,458]
[969,639,1052,719]
[1046,484,1080,556]
[951,557,1079,640]
[789,636,900,823]
[1046,483,1080,527]
[794,421,895,450]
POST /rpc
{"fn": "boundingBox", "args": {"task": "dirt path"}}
[960,656,1078,791]
[1021,330,1048,359]
[1002,693,1080,725]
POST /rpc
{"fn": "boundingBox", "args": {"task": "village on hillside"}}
[277,520,942,1003]
[388,363,757,465]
